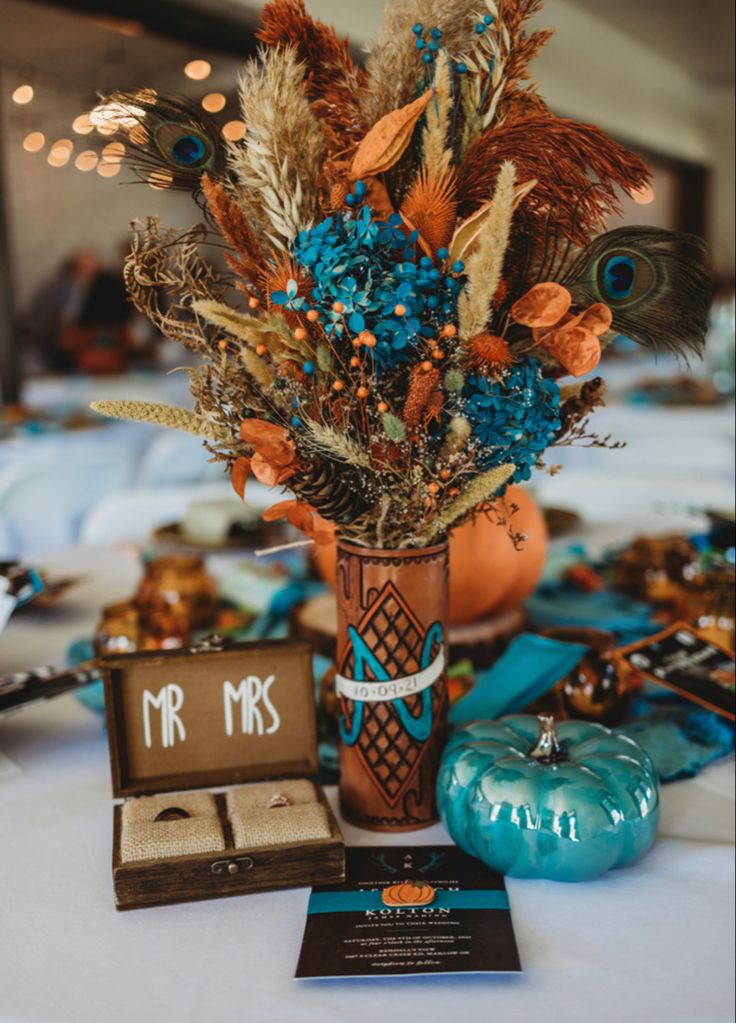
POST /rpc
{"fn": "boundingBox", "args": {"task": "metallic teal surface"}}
[437,716,660,882]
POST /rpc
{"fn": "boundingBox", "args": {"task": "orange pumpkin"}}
[381,881,436,907]
[311,485,548,625]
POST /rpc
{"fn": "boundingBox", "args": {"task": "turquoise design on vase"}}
[437,714,660,882]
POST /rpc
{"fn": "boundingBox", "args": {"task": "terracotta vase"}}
[336,540,449,831]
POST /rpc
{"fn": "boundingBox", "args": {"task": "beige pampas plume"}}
[230,47,327,249]
[422,50,453,176]
[90,401,233,443]
[457,160,516,339]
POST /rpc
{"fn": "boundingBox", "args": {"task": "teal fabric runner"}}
[307,889,510,914]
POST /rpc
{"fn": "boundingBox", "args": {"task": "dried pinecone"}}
[294,459,373,524]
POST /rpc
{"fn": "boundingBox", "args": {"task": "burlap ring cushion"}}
[227,781,330,848]
[225,779,317,815]
[120,792,224,863]
[231,804,331,849]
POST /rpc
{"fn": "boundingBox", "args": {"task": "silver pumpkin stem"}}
[529,714,567,764]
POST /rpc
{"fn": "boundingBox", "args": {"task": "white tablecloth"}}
[0,542,734,1023]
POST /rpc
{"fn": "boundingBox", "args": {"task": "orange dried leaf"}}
[351,91,432,180]
[262,499,299,523]
[511,283,572,328]
[239,419,296,467]
[251,453,296,487]
[579,303,613,337]
[544,326,602,377]
[231,456,251,500]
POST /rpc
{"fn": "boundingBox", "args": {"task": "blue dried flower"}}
[292,207,460,371]
[463,359,561,484]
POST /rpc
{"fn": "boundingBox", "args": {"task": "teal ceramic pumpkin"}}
[437,714,660,882]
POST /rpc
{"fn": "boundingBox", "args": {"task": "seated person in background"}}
[20,246,157,375]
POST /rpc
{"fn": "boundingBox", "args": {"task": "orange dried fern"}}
[401,169,458,257]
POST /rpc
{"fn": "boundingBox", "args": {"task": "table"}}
[1,542,734,1022]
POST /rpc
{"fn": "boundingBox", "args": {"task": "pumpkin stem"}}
[529,714,567,764]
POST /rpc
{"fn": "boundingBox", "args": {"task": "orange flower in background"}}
[263,500,334,546]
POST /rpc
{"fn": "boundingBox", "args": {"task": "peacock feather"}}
[559,226,712,356]
[99,91,228,192]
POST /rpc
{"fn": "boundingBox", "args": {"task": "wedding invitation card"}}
[296,845,521,978]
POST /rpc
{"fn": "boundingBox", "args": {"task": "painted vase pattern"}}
[336,540,449,830]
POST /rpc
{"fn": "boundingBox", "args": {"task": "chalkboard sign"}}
[615,622,735,721]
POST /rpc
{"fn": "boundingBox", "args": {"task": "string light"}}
[102,141,126,163]
[90,100,143,131]
[222,120,246,141]
[48,141,72,168]
[12,85,34,105]
[72,113,94,135]
[75,150,98,172]
[202,92,226,113]
[22,131,45,153]
[630,183,655,205]
[97,161,121,178]
[184,59,211,81]
[148,170,173,190]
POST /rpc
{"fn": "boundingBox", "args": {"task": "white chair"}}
[136,430,225,486]
[0,447,137,556]
[80,481,234,545]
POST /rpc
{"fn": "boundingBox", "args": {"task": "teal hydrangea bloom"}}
[464,358,561,483]
[291,205,461,371]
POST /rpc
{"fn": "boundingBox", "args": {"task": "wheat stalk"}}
[457,160,516,339]
[302,420,372,468]
[90,400,234,443]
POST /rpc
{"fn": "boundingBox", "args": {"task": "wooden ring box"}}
[103,638,345,910]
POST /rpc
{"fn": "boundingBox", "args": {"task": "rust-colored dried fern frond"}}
[201,173,266,287]
[401,168,458,256]
[457,115,651,244]
[257,0,366,149]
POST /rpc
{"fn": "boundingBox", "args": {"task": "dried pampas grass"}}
[422,50,453,176]
[457,161,517,339]
[256,0,366,147]
[230,47,327,249]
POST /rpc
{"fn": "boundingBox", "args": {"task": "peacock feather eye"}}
[154,122,212,170]
[596,249,655,305]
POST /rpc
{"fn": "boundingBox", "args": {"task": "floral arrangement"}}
[92,0,711,551]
